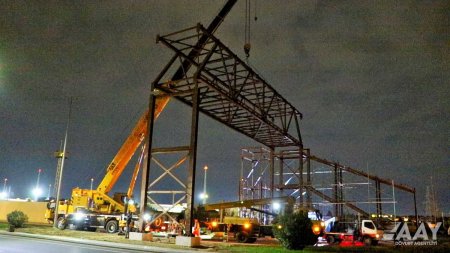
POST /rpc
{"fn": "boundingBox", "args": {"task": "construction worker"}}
[193,219,200,237]
[125,199,136,238]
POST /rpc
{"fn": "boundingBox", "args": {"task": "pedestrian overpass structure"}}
[139,23,416,234]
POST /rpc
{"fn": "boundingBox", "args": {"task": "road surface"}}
[0,233,194,253]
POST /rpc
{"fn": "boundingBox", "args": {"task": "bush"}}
[272,210,317,250]
[6,210,28,228]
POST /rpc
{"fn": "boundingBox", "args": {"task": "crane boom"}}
[97,96,170,194]
[127,144,145,198]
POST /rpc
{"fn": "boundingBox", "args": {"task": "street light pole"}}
[90,178,94,191]
[36,168,42,188]
[203,165,208,205]
[47,184,51,200]
[32,168,43,200]
[1,178,7,199]
[53,97,73,228]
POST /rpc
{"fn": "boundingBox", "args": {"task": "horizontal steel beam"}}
[308,155,415,193]
[151,146,191,154]
[204,196,294,211]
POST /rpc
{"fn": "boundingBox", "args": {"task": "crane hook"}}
[244,43,251,58]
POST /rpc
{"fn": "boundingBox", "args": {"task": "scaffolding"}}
[239,147,417,224]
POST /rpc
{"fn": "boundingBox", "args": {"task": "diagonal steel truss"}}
[239,147,417,223]
[141,22,419,234]
[141,23,305,235]
[154,24,303,148]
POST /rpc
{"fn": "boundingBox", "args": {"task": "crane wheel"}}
[326,235,335,245]
[246,237,257,243]
[106,220,119,233]
[363,236,372,246]
[57,217,67,230]
[236,232,249,243]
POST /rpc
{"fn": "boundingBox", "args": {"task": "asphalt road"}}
[0,233,194,253]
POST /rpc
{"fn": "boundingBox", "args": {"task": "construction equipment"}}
[322,218,382,246]
[217,217,261,243]
[201,197,294,242]
[45,0,239,235]
[45,95,170,233]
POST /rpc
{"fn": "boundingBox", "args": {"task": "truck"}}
[45,95,170,233]
[322,218,382,246]
[201,197,296,243]
[209,217,261,243]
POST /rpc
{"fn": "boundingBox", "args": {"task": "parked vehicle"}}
[322,218,382,246]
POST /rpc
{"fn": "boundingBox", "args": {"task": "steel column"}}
[413,188,418,226]
[269,148,275,198]
[139,84,157,231]
[334,164,339,218]
[278,157,284,196]
[185,82,200,236]
[299,147,304,206]
[305,148,312,208]
[339,166,344,218]
[375,179,382,224]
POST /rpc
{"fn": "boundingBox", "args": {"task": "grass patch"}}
[5,224,205,251]
[0,223,8,230]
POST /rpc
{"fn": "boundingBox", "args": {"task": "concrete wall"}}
[0,200,48,224]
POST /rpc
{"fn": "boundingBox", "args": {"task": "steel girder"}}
[239,147,416,218]
[154,24,303,148]
[275,149,416,218]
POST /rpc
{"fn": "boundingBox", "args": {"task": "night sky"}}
[1,1,448,215]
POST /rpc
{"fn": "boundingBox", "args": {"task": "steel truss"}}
[154,24,303,148]
[239,147,418,223]
[140,23,303,235]
[240,147,273,201]
[145,148,189,228]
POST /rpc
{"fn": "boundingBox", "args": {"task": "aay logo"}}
[386,222,441,246]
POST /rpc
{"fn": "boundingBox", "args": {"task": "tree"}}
[273,210,317,250]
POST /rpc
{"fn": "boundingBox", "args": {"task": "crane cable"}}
[244,0,258,59]
[244,0,251,58]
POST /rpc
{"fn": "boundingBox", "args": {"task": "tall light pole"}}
[53,97,73,227]
[90,178,94,191]
[1,178,7,199]
[47,184,52,200]
[36,168,42,188]
[3,178,7,192]
[202,165,208,205]
[33,169,43,200]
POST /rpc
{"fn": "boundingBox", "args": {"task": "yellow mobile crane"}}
[45,95,169,233]
[45,0,238,233]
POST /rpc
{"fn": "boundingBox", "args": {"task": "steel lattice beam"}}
[154,24,303,148]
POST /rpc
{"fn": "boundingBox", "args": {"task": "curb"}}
[0,231,210,253]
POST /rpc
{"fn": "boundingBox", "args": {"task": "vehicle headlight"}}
[74,213,85,221]
[312,225,321,235]
[143,213,151,221]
